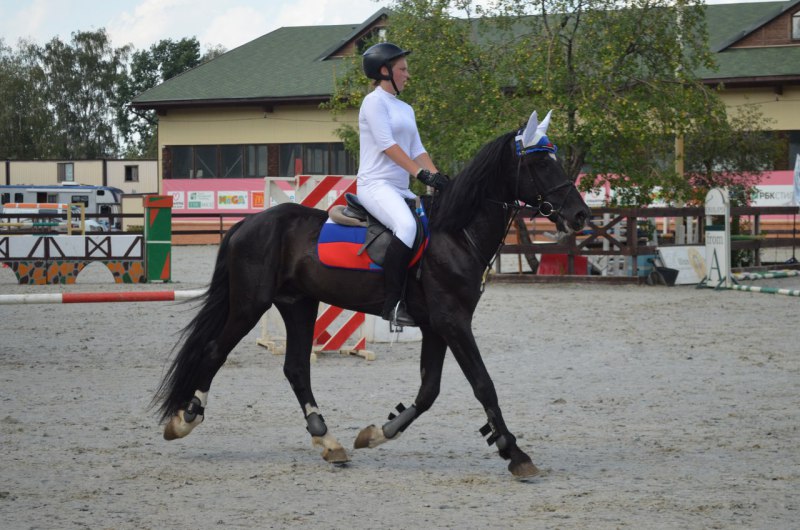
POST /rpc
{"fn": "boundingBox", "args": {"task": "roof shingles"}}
[133,24,357,106]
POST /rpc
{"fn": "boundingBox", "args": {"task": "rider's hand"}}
[416,169,449,191]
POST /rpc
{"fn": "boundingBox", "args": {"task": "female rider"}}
[357,42,448,327]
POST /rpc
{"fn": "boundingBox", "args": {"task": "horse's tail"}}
[152,219,245,423]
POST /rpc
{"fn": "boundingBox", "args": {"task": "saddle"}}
[321,193,427,270]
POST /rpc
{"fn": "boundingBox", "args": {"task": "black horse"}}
[153,111,590,477]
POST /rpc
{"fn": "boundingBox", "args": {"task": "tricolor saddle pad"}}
[317,193,428,271]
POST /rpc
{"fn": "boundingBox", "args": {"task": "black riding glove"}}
[416,169,449,191]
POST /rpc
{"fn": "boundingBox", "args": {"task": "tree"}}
[38,30,130,159]
[330,0,779,205]
[0,39,54,158]
[116,38,225,158]
[115,48,162,158]
[1,33,225,161]
[683,103,785,204]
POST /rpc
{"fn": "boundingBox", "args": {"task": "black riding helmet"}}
[362,42,411,94]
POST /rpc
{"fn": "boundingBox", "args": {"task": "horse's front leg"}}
[445,325,540,478]
[276,300,349,465]
[354,326,446,449]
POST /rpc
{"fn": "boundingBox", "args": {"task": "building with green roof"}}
[701,0,800,143]
[131,3,800,204]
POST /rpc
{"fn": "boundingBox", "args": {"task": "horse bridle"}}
[514,143,577,218]
[462,136,576,291]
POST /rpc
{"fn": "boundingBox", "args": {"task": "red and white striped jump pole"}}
[0,289,207,305]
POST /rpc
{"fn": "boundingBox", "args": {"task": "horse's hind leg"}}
[163,297,270,441]
[276,298,349,465]
[355,326,447,449]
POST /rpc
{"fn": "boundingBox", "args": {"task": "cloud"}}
[2,0,386,51]
[0,0,56,45]
[200,6,269,50]
[274,0,382,29]
[107,0,203,49]
[105,0,383,50]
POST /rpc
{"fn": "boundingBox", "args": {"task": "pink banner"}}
[163,178,275,214]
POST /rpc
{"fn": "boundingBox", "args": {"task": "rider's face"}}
[383,58,409,92]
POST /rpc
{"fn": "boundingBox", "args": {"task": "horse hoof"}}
[509,459,541,479]
[354,424,387,449]
[322,447,350,465]
[163,411,204,441]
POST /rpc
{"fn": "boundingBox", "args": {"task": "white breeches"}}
[357,181,417,248]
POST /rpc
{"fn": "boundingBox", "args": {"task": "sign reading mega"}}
[163,179,269,214]
[217,191,249,209]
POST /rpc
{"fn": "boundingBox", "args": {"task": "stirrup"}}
[384,301,415,329]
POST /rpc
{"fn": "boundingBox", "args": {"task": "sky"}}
[0,0,390,52]
[0,0,781,53]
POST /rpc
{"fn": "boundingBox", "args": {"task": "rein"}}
[462,201,518,292]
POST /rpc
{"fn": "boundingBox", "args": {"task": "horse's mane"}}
[430,131,516,233]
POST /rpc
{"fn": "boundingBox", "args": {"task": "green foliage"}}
[0,39,53,158]
[0,33,224,161]
[1,31,129,159]
[39,30,130,159]
[683,103,785,204]
[330,0,780,205]
[116,37,223,158]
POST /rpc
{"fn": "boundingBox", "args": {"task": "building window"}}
[281,143,356,176]
[793,13,800,40]
[166,145,266,179]
[164,143,354,179]
[788,130,800,168]
[194,146,217,178]
[304,143,328,174]
[71,195,90,207]
[331,144,356,175]
[280,144,303,177]
[171,146,192,178]
[246,145,268,177]
[220,145,243,178]
[124,165,139,182]
[57,162,74,182]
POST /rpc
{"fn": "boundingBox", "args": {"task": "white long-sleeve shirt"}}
[357,86,426,190]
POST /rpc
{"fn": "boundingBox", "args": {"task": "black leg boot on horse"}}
[381,235,415,328]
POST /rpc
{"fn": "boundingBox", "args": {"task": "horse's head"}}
[511,110,590,233]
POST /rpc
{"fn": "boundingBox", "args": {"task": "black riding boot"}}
[381,235,416,327]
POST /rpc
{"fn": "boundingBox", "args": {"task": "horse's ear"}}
[538,110,552,136]
[522,109,554,148]
[521,111,539,148]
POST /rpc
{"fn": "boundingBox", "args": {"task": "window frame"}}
[163,143,354,179]
[57,162,74,182]
[124,165,139,182]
